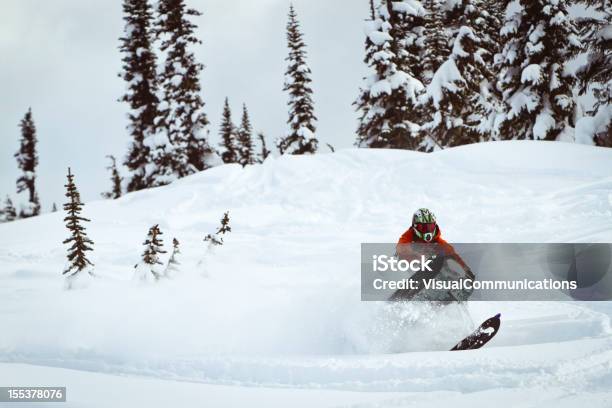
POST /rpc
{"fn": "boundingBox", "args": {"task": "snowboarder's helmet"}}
[412,208,437,242]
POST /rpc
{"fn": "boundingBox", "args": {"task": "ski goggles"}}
[414,222,436,234]
[413,223,437,242]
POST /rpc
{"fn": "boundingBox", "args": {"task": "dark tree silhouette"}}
[156,0,213,174]
[62,168,94,278]
[136,224,167,280]
[354,0,425,150]
[218,98,238,164]
[119,0,159,191]
[15,108,40,217]
[257,132,271,163]
[102,155,123,199]
[1,196,17,223]
[204,211,231,246]
[216,211,231,235]
[575,0,611,146]
[497,0,580,140]
[277,4,318,155]
[238,104,255,167]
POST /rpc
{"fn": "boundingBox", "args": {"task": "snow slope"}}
[0,141,611,407]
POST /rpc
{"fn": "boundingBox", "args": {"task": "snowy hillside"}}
[1,141,612,407]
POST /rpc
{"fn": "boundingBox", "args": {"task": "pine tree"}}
[237,104,255,167]
[218,98,238,164]
[278,4,318,155]
[156,0,214,176]
[458,1,503,63]
[575,0,611,146]
[15,108,40,218]
[216,211,231,235]
[368,0,376,20]
[147,131,178,186]
[355,0,381,148]
[482,0,507,56]
[419,0,501,149]
[422,0,451,82]
[52,202,58,212]
[135,224,167,281]
[164,237,181,277]
[119,0,159,192]
[2,196,17,222]
[102,155,123,199]
[204,211,231,246]
[203,232,223,246]
[576,0,610,114]
[257,132,271,163]
[62,168,94,279]
[354,0,426,149]
[496,0,581,141]
[480,0,509,103]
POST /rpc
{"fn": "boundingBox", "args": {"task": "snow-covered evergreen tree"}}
[164,237,181,277]
[216,211,231,235]
[135,224,166,281]
[481,0,506,55]
[354,0,426,149]
[218,98,239,164]
[496,0,581,141]
[237,104,255,167]
[368,0,376,20]
[102,155,123,199]
[52,202,58,213]
[62,168,94,281]
[2,196,17,223]
[203,232,223,246]
[574,0,611,146]
[147,131,179,186]
[422,0,451,82]
[156,0,214,176]
[419,1,501,148]
[204,211,231,247]
[257,132,271,163]
[278,4,318,155]
[119,0,159,192]
[15,108,40,218]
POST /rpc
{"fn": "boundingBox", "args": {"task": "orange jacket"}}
[397,227,468,270]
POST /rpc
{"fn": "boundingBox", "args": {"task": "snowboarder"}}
[392,208,475,302]
[391,209,501,350]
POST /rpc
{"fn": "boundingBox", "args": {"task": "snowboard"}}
[450,313,501,351]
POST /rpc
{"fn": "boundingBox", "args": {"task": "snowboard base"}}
[450,313,501,351]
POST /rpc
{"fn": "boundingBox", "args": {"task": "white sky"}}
[1,0,369,209]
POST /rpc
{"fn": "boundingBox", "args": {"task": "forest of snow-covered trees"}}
[1,0,610,225]
[117,0,319,193]
[355,0,611,150]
